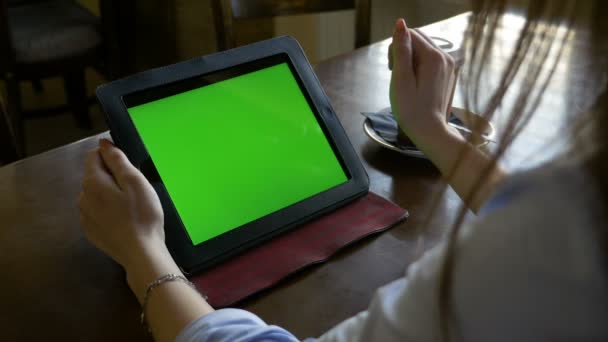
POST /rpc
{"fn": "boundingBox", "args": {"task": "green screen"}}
[128,63,348,245]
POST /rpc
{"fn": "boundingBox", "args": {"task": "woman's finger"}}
[78,192,95,228]
[411,28,442,50]
[98,139,142,190]
[408,29,440,58]
[388,42,394,70]
[79,211,93,230]
[79,210,107,254]
[391,19,413,75]
[408,29,453,81]
[84,148,117,190]
[411,28,455,68]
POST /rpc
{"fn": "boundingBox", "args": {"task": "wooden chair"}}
[0,0,123,157]
[0,92,19,165]
[212,0,372,51]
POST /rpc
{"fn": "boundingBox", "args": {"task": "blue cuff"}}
[176,308,302,342]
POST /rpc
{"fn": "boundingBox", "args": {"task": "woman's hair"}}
[438,0,607,339]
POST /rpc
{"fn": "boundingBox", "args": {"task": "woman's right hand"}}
[388,19,457,150]
[388,19,506,212]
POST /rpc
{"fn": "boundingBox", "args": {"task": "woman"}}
[79,0,607,340]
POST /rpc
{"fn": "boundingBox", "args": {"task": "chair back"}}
[212,0,371,50]
[0,93,20,164]
[0,0,15,73]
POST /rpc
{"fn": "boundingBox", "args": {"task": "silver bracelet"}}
[140,273,207,329]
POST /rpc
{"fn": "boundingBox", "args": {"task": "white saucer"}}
[363,107,496,159]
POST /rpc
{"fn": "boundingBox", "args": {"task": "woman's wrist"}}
[408,121,466,171]
[124,240,184,304]
[411,122,506,211]
[123,239,215,341]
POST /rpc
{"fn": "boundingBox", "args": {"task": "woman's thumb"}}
[391,19,413,73]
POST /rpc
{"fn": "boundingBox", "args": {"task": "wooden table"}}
[0,13,578,340]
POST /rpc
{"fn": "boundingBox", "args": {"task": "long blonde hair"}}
[438,0,607,338]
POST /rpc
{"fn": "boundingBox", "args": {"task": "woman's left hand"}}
[79,139,165,269]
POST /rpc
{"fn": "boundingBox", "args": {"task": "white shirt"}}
[177,163,608,341]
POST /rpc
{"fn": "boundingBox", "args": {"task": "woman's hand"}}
[79,139,214,341]
[388,19,457,150]
[388,19,506,212]
[79,138,165,269]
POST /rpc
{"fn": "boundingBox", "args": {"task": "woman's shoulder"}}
[476,161,604,275]
[481,160,600,214]
[453,161,608,340]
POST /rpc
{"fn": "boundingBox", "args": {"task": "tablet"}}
[96,36,369,273]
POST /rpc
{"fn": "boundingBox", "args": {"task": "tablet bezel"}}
[96,36,369,274]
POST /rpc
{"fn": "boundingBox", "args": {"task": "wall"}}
[259,0,469,62]
[77,0,99,15]
[75,0,470,64]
